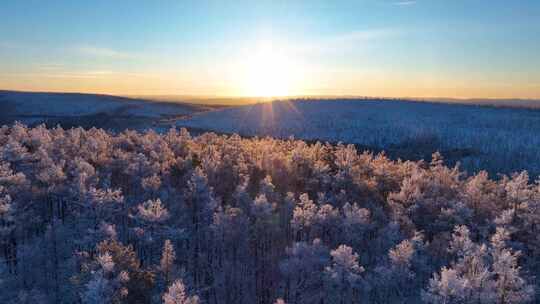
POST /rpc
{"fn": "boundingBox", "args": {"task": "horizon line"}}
[2,88,540,102]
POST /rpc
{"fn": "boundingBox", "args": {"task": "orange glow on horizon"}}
[1,63,539,101]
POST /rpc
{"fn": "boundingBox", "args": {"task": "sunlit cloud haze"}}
[1,0,539,98]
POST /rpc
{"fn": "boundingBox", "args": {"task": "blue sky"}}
[1,0,539,98]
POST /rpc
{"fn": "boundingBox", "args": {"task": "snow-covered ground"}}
[0,90,203,118]
[178,99,540,176]
[0,90,211,131]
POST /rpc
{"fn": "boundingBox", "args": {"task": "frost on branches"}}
[0,123,537,303]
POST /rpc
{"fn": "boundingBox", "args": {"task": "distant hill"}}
[132,94,540,109]
[126,94,274,106]
[419,97,540,109]
[177,98,540,176]
[0,90,214,130]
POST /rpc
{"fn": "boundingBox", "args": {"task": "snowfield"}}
[0,91,131,116]
[0,90,205,118]
[178,99,540,176]
[0,90,211,131]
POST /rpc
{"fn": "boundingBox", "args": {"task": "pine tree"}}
[160,239,176,286]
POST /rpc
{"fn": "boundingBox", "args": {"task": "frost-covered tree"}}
[340,202,372,255]
[162,279,199,304]
[160,239,176,286]
[325,245,365,304]
[424,226,535,304]
[291,193,318,241]
[0,124,538,304]
[372,233,431,302]
[212,206,251,303]
[184,167,217,292]
[136,198,170,224]
[422,267,468,304]
[490,228,534,304]
[134,198,170,265]
[280,239,329,304]
[0,188,15,271]
[80,239,155,304]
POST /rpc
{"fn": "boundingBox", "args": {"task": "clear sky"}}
[1,0,539,98]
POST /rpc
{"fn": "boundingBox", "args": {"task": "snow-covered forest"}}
[0,123,538,303]
[179,99,540,176]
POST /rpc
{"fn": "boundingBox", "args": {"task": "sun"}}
[239,42,298,97]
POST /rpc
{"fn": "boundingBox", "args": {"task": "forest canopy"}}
[0,123,537,303]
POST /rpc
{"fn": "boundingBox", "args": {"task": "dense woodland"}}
[0,123,538,303]
[179,99,540,176]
